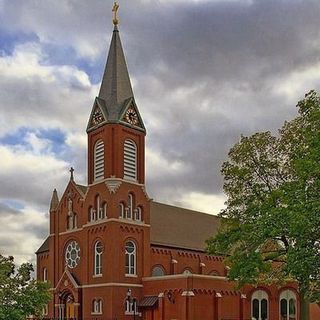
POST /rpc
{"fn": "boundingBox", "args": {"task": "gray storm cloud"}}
[0,0,320,260]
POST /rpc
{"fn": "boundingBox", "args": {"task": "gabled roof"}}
[150,202,221,252]
[36,237,49,254]
[75,184,88,196]
[36,201,220,255]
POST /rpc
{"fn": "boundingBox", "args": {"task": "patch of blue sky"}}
[1,199,25,211]
[41,43,104,84]
[0,127,68,157]
[0,29,38,56]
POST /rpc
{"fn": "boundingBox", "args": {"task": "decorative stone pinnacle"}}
[112,1,119,26]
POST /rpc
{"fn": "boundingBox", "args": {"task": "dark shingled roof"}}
[36,202,220,255]
[76,184,88,195]
[36,237,49,254]
[150,202,221,252]
[99,25,133,108]
[138,296,158,308]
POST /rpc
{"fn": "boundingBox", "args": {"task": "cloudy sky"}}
[1,0,320,265]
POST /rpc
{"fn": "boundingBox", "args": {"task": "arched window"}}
[152,265,165,277]
[94,241,103,276]
[92,299,102,314]
[99,202,107,219]
[183,268,193,275]
[280,290,296,320]
[124,139,137,181]
[127,194,134,219]
[43,268,48,282]
[125,299,138,314]
[119,202,125,218]
[90,207,97,222]
[125,241,136,275]
[251,290,268,320]
[94,140,104,181]
[135,207,142,221]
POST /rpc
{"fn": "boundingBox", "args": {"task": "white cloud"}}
[0,42,95,138]
[179,192,226,215]
[0,144,69,206]
[0,205,48,266]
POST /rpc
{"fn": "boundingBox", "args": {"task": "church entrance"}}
[59,292,77,320]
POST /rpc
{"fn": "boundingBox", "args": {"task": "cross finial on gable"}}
[69,167,74,181]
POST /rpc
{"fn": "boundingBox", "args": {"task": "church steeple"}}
[87,2,146,185]
[87,3,145,133]
[98,25,134,105]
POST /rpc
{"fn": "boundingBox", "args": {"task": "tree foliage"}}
[0,254,51,320]
[207,91,320,306]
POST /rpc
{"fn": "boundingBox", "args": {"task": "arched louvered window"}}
[124,139,137,181]
[94,140,104,181]
[94,241,103,276]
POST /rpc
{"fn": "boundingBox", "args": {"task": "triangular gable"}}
[86,97,108,131]
[119,98,146,131]
[56,179,87,212]
[55,268,79,291]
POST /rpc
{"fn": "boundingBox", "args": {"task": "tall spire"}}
[98,2,134,105]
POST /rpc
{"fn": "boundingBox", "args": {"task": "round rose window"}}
[65,241,80,268]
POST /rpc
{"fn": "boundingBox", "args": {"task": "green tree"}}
[207,91,320,320]
[0,254,51,320]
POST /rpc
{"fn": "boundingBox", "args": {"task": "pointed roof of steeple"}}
[50,189,59,212]
[87,4,145,133]
[99,25,134,106]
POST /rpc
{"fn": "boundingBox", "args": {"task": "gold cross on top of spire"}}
[112,1,119,26]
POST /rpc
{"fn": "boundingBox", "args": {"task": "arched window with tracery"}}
[94,140,104,181]
[125,241,136,275]
[92,299,102,314]
[252,290,268,320]
[94,241,103,276]
[152,265,165,277]
[124,139,137,181]
[280,290,296,320]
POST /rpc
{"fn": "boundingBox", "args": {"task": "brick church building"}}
[36,4,320,320]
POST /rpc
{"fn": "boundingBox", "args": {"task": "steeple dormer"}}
[87,3,146,185]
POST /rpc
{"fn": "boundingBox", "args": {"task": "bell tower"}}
[86,5,146,186]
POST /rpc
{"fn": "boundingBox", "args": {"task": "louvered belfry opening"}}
[94,140,105,181]
[124,139,137,180]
